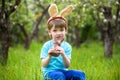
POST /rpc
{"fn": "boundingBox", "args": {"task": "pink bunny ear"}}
[48,4,58,17]
[60,5,73,17]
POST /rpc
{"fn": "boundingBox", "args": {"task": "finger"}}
[55,50,60,54]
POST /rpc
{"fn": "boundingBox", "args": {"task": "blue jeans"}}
[44,69,86,80]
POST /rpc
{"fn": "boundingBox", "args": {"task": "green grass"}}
[0,41,120,80]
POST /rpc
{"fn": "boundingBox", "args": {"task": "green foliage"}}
[0,42,43,80]
[4,0,119,45]
[0,41,120,80]
[70,41,120,80]
[10,0,35,31]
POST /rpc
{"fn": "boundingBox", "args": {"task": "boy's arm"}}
[41,47,58,67]
[56,46,70,68]
[41,55,52,67]
[61,52,70,68]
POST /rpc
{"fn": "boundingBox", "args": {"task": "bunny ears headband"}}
[47,4,73,24]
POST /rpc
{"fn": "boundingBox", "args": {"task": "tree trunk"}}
[0,24,10,65]
[103,31,113,57]
[102,7,114,57]
[27,5,50,49]
[30,5,50,40]
[75,26,81,48]
[18,23,30,50]
[0,0,21,65]
[115,0,120,44]
[96,6,114,57]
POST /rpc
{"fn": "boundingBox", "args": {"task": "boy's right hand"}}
[48,47,60,57]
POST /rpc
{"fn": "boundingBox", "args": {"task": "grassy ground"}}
[0,41,120,80]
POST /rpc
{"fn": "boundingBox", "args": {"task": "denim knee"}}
[44,71,65,80]
[72,70,86,80]
[65,70,86,80]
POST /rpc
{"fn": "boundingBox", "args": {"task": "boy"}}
[40,4,86,80]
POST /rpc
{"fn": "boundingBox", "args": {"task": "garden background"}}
[0,0,120,80]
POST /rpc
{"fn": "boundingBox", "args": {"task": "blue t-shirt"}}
[40,40,72,76]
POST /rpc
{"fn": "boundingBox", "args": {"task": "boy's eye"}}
[60,29,64,31]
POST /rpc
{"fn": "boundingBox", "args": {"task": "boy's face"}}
[48,26,67,44]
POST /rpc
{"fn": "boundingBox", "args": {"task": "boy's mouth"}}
[55,36,64,45]
[56,36,63,40]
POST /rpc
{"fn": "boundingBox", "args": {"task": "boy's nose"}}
[56,31,61,34]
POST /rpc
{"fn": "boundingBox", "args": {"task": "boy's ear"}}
[48,4,58,17]
[48,30,52,38]
[48,30,51,35]
[60,5,73,17]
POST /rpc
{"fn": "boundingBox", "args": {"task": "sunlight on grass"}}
[0,41,120,80]
[70,42,120,80]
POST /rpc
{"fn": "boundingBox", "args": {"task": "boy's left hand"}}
[55,46,65,55]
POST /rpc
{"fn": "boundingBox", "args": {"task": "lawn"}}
[0,41,120,80]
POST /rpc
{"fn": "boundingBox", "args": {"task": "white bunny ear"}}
[48,4,58,17]
[60,5,73,17]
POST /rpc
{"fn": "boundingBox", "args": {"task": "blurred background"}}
[0,0,120,80]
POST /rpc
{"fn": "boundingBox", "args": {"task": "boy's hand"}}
[55,46,65,55]
[48,47,60,57]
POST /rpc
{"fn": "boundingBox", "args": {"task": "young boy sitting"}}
[40,4,86,80]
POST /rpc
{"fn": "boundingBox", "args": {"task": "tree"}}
[115,0,120,44]
[10,0,50,49]
[96,6,114,57]
[67,0,119,57]
[0,0,21,65]
[90,0,120,57]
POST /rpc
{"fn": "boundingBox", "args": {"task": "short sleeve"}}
[64,43,72,59]
[40,44,49,59]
